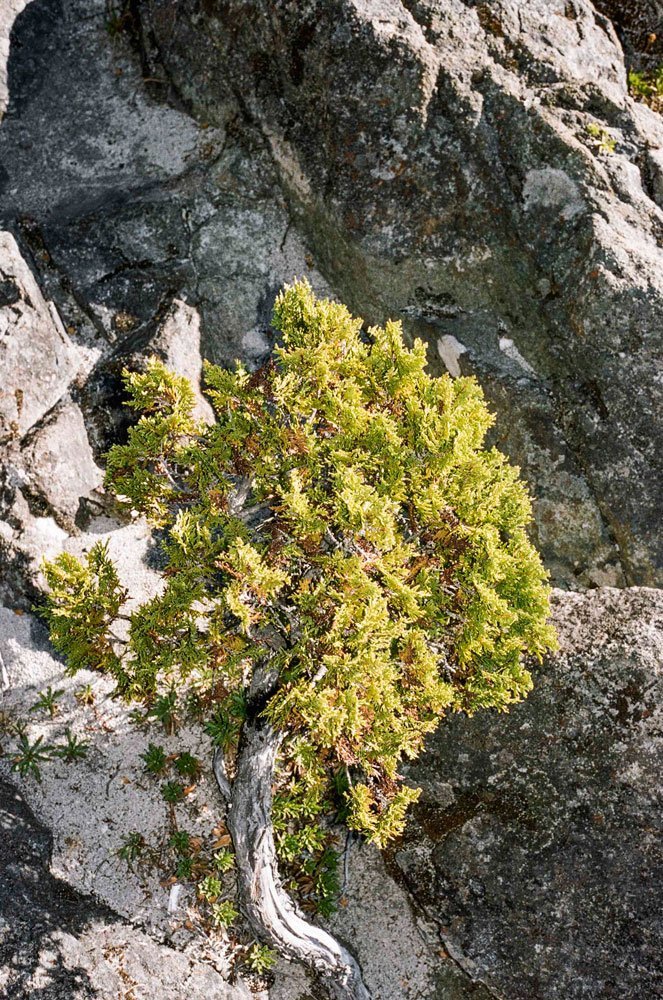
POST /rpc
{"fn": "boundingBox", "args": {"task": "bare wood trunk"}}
[215,718,371,999]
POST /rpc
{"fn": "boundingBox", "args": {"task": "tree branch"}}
[213,692,371,999]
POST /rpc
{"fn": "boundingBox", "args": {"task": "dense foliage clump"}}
[42,280,555,898]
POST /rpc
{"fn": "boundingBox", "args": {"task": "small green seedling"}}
[141,742,168,775]
[210,900,239,927]
[161,780,185,804]
[147,690,179,734]
[30,686,64,718]
[11,733,53,781]
[585,122,616,154]
[117,831,145,866]
[213,848,235,873]
[176,856,194,880]
[204,692,247,749]
[246,943,277,974]
[55,728,89,762]
[169,830,192,855]
[628,66,663,108]
[198,875,222,901]
[173,751,202,781]
[75,684,96,706]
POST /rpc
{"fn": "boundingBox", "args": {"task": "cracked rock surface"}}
[2,588,660,999]
[0,778,250,999]
[0,1,662,998]
[398,586,663,999]
[142,0,663,589]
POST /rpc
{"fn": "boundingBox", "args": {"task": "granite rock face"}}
[0,0,326,362]
[594,0,663,72]
[0,231,80,442]
[0,230,88,606]
[141,0,663,588]
[0,1,662,999]
[2,588,660,999]
[20,400,103,527]
[0,779,250,1000]
[2,0,661,588]
[397,586,663,999]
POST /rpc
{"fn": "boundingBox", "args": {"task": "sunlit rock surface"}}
[0,1,661,998]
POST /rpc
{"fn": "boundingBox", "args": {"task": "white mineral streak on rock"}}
[498,336,537,376]
[437,335,468,377]
[168,883,183,915]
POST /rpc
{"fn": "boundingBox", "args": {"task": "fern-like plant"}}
[41,280,555,998]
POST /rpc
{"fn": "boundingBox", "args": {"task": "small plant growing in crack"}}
[161,780,186,804]
[585,122,616,154]
[173,750,202,781]
[211,899,240,928]
[75,683,96,706]
[628,66,663,112]
[146,689,180,735]
[40,280,556,998]
[246,942,278,974]
[141,742,169,775]
[117,831,146,868]
[169,829,192,855]
[213,847,235,873]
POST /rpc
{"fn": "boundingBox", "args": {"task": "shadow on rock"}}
[0,778,115,999]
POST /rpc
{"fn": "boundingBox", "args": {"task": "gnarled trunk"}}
[214,720,370,999]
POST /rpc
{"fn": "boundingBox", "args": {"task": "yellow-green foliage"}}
[585,122,616,154]
[42,280,555,852]
[628,66,663,111]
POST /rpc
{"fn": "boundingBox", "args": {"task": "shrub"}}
[41,279,555,994]
[628,66,663,111]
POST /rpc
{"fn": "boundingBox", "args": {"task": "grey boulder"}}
[397,586,663,999]
[141,0,663,588]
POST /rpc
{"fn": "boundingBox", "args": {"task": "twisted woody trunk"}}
[213,676,370,1000]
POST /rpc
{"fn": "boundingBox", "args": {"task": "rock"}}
[593,1,663,72]
[328,841,495,1000]
[0,0,333,614]
[0,779,249,999]
[647,145,663,208]
[395,586,663,999]
[0,0,30,119]
[0,3,662,998]
[2,587,661,998]
[0,0,326,364]
[0,598,231,953]
[0,0,330,621]
[0,231,79,441]
[142,299,215,424]
[20,398,103,526]
[140,0,663,587]
[0,231,88,605]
